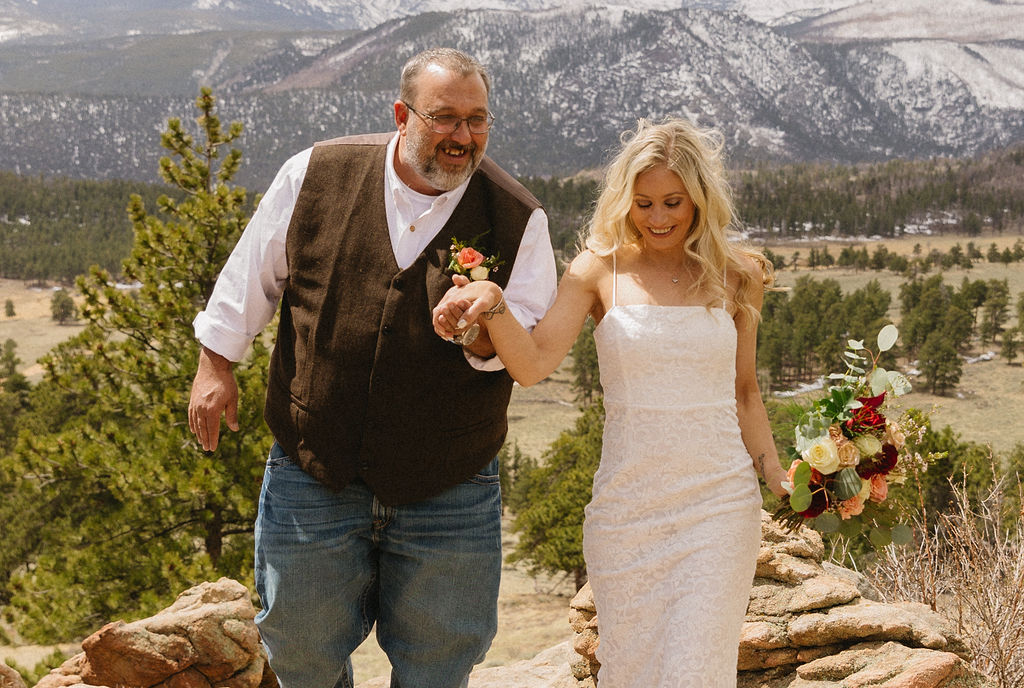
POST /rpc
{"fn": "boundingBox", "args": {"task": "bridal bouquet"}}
[775,324,916,546]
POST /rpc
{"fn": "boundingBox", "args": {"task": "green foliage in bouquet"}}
[775,324,921,547]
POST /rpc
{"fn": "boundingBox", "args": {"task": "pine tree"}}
[49,289,77,324]
[506,402,604,591]
[0,89,272,642]
[570,319,601,406]
[918,332,963,395]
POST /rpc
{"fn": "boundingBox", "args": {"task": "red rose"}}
[846,405,886,433]
[456,247,485,269]
[858,391,886,409]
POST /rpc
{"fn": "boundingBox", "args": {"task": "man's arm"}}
[187,148,307,448]
[189,346,239,452]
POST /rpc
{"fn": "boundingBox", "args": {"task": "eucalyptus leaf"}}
[877,324,899,352]
[847,339,865,350]
[887,370,912,396]
[793,461,812,486]
[833,468,863,500]
[815,512,841,533]
[790,484,812,512]
[891,524,914,545]
[869,367,889,395]
[838,518,862,538]
[869,527,893,548]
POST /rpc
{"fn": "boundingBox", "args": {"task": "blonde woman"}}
[433,117,789,686]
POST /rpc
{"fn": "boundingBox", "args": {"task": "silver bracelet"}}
[482,297,507,320]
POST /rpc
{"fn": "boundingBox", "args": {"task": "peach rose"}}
[830,426,860,468]
[786,459,804,485]
[869,474,889,503]
[837,494,865,520]
[885,422,906,450]
[456,247,485,269]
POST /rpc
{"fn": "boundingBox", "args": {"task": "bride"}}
[434,117,788,687]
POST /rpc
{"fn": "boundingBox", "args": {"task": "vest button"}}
[382,324,392,334]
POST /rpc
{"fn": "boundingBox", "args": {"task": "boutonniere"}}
[447,233,504,281]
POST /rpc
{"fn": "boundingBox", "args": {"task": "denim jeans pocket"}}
[266,441,293,469]
[466,455,501,486]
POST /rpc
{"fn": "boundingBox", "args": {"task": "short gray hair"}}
[399,48,491,105]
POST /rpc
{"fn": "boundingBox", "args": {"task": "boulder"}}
[33,578,275,688]
[569,511,994,688]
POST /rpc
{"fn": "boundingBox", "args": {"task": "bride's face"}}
[629,164,695,252]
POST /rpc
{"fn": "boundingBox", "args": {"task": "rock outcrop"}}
[2,512,996,688]
[569,511,993,688]
[30,578,276,688]
[1,663,28,688]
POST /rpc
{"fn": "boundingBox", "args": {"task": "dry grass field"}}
[1,230,1023,681]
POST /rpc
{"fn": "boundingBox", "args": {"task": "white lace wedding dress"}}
[584,268,763,687]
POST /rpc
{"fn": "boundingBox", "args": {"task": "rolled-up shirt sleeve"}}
[192,148,310,361]
[465,206,558,372]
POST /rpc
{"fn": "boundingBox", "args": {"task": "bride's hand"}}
[432,276,501,341]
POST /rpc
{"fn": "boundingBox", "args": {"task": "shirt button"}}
[409,224,416,232]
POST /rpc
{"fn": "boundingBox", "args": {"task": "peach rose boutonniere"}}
[448,234,504,281]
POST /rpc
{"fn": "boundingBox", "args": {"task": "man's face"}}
[396,66,489,194]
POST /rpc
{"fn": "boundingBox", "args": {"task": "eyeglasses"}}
[403,102,495,135]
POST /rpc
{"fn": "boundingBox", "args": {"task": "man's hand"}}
[188,346,239,451]
[433,275,503,357]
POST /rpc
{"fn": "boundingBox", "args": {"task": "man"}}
[187,48,556,688]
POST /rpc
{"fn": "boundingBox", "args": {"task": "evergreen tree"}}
[1001,327,1020,365]
[0,89,272,641]
[506,401,604,591]
[979,279,1010,345]
[0,339,30,454]
[570,319,601,406]
[918,332,962,395]
[49,289,77,324]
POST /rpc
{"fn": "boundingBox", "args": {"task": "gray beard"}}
[404,129,484,192]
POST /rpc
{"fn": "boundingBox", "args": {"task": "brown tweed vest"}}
[264,133,542,505]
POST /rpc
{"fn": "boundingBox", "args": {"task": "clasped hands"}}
[432,274,504,344]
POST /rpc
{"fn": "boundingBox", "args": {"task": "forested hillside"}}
[0,173,174,282]
[3,142,1023,283]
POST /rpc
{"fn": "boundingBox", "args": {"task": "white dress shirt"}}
[194,133,557,371]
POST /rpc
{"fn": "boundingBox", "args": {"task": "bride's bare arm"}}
[733,257,788,497]
[433,251,602,386]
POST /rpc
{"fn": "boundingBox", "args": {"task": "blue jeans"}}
[254,443,502,688]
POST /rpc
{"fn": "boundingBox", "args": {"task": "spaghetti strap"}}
[612,253,618,308]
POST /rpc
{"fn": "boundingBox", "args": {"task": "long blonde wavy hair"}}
[584,117,774,323]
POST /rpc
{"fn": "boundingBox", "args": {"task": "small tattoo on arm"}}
[755,452,766,478]
[482,298,507,320]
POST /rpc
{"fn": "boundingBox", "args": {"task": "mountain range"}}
[0,0,1022,188]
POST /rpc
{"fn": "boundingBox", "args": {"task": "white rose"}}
[801,436,840,475]
[853,434,883,458]
[469,265,490,281]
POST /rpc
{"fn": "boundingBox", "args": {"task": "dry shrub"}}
[868,469,1024,688]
